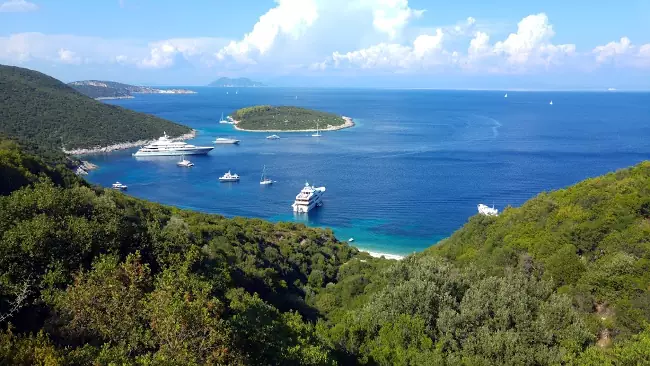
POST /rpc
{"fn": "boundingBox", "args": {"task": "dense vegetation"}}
[208,77,265,87]
[233,105,346,131]
[0,65,190,151]
[0,139,365,364]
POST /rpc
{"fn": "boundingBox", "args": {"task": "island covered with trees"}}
[69,80,197,99]
[231,105,354,132]
[0,65,192,154]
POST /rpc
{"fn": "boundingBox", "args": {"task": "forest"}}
[232,106,346,131]
[0,65,190,152]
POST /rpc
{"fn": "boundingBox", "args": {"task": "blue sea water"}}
[84,88,650,256]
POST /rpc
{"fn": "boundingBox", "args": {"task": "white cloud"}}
[0,0,38,12]
[217,0,319,63]
[592,37,650,68]
[324,28,449,70]
[58,48,81,64]
[363,0,424,39]
[491,13,575,67]
[139,37,227,68]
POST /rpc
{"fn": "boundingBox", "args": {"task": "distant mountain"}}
[69,80,196,99]
[0,65,191,152]
[208,77,265,87]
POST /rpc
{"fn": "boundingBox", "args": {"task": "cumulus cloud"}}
[0,0,38,12]
[593,37,650,68]
[363,0,424,39]
[140,38,227,68]
[217,0,319,63]
[321,28,449,70]
[58,49,81,64]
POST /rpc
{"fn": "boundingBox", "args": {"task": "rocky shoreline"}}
[233,116,355,132]
[94,96,135,101]
[63,130,197,155]
[75,161,99,175]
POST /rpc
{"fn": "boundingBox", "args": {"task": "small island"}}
[208,77,265,87]
[231,106,354,132]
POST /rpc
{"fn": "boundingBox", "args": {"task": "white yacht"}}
[133,133,213,156]
[312,123,321,137]
[214,137,240,144]
[177,156,194,167]
[549,100,553,105]
[219,171,240,182]
[477,204,498,216]
[292,182,326,213]
[504,93,508,98]
[266,134,281,140]
[260,165,273,185]
[218,112,229,124]
[112,182,128,190]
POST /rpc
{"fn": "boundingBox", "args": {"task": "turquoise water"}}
[84,88,650,255]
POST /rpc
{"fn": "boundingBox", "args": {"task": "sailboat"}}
[312,123,321,137]
[260,165,273,185]
[504,93,508,98]
[549,100,553,105]
[219,112,228,124]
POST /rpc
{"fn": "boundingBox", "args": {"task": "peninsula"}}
[69,80,197,100]
[231,105,354,132]
[0,65,192,156]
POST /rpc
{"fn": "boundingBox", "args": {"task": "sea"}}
[84,88,650,256]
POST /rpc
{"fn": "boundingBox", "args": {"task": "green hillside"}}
[68,80,133,99]
[0,65,190,152]
[232,105,346,131]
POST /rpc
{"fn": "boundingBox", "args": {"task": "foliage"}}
[232,105,345,131]
[0,64,190,151]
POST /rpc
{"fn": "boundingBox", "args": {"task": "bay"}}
[84,88,650,256]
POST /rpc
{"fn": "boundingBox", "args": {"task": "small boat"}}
[266,134,280,140]
[177,156,194,167]
[477,203,498,216]
[218,112,229,124]
[112,182,128,190]
[504,93,508,98]
[348,238,354,242]
[312,123,321,137]
[214,137,240,144]
[219,170,240,182]
[549,100,553,105]
[236,90,239,95]
[260,165,273,185]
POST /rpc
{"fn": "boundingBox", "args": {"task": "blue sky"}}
[1,0,649,89]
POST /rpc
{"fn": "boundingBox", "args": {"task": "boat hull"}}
[292,196,324,213]
[133,147,213,156]
[219,178,239,182]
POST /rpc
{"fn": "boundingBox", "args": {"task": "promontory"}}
[231,106,354,132]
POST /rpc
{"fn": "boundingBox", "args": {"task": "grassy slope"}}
[0,65,190,150]
[232,105,345,130]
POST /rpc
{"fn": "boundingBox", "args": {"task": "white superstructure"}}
[177,156,194,167]
[133,133,213,156]
[219,171,240,182]
[477,204,498,216]
[214,137,240,144]
[292,182,325,213]
[266,135,280,140]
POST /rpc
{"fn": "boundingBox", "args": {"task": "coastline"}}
[62,129,197,155]
[233,116,355,132]
[365,251,405,260]
[95,96,135,100]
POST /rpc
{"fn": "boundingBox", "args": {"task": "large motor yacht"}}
[292,182,326,213]
[133,133,213,156]
[219,171,240,182]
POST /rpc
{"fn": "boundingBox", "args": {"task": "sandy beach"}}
[63,130,197,155]
[233,116,355,132]
[365,251,405,260]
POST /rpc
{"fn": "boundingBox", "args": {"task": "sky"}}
[1,0,650,89]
